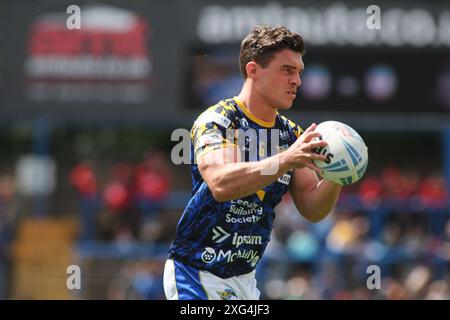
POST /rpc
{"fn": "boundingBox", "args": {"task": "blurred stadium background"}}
[0,0,449,300]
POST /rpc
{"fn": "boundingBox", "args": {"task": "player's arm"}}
[199,145,290,201]
[289,166,342,223]
[198,124,327,202]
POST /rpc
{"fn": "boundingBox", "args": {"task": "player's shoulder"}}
[277,113,303,138]
[194,98,238,129]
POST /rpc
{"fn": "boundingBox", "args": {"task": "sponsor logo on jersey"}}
[217,249,260,267]
[212,226,262,248]
[277,173,291,186]
[201,247,216,264]
[197,112,231,128]
[240,118,249,128]
[212,226,231,243]
[228,205,263,216]
[201,248,260,267]
[226,199,263,224]
[225,214,262,224]
[232,233,262,248]
[229,199,262,216]
[217,288,238,300]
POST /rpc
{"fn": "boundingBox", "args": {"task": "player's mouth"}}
[287,90,297,97]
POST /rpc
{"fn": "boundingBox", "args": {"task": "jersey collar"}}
[233,96,277,128]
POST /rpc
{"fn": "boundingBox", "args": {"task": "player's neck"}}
[237,85,277,124]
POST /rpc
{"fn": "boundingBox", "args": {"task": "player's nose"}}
[291,74,301,87]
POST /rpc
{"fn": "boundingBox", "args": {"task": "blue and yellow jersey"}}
[168,96,303,278]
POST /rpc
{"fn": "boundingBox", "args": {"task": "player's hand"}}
[284,123,328,175]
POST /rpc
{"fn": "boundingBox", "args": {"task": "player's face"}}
[255,49,304,110]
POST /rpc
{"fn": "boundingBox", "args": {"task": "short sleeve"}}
[285,118,303,140]
[191,105,237,160]
[293,123,303,139]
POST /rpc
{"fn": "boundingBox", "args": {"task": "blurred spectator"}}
[107,261,164,300]
[0,175,17,242]
[315,262,343,299]
[326,213,369,254]
[138,219,163,243]
[71,149,172,243]
[104,182,130,212]
[404,265,431,298]
[283,275,314,300]
[286,230,319,262]
[419,173,448,208]
[70,162,97,197]
[134,149,171,221]
[424,280,449,300]
[263,278,286,300]
[0,174,18,299]
[70,162,99,241]
[381,277,408,300]
[381,221,402,246]
[130,261,164,300]
[358,176,382,207]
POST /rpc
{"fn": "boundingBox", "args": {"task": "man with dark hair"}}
[239,25,306,79]
[164,25,341,300]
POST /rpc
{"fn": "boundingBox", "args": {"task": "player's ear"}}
[245,61,258,79]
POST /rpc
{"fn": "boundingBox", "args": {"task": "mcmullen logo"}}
[24,4,153,103]
[201,247,216,264]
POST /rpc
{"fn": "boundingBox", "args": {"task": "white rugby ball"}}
[312,121,368,185]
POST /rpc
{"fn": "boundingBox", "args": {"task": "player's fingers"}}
[307,152,328,161]
[308,140,328,150]
[302,131,322,143]
[302,123,317,135]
